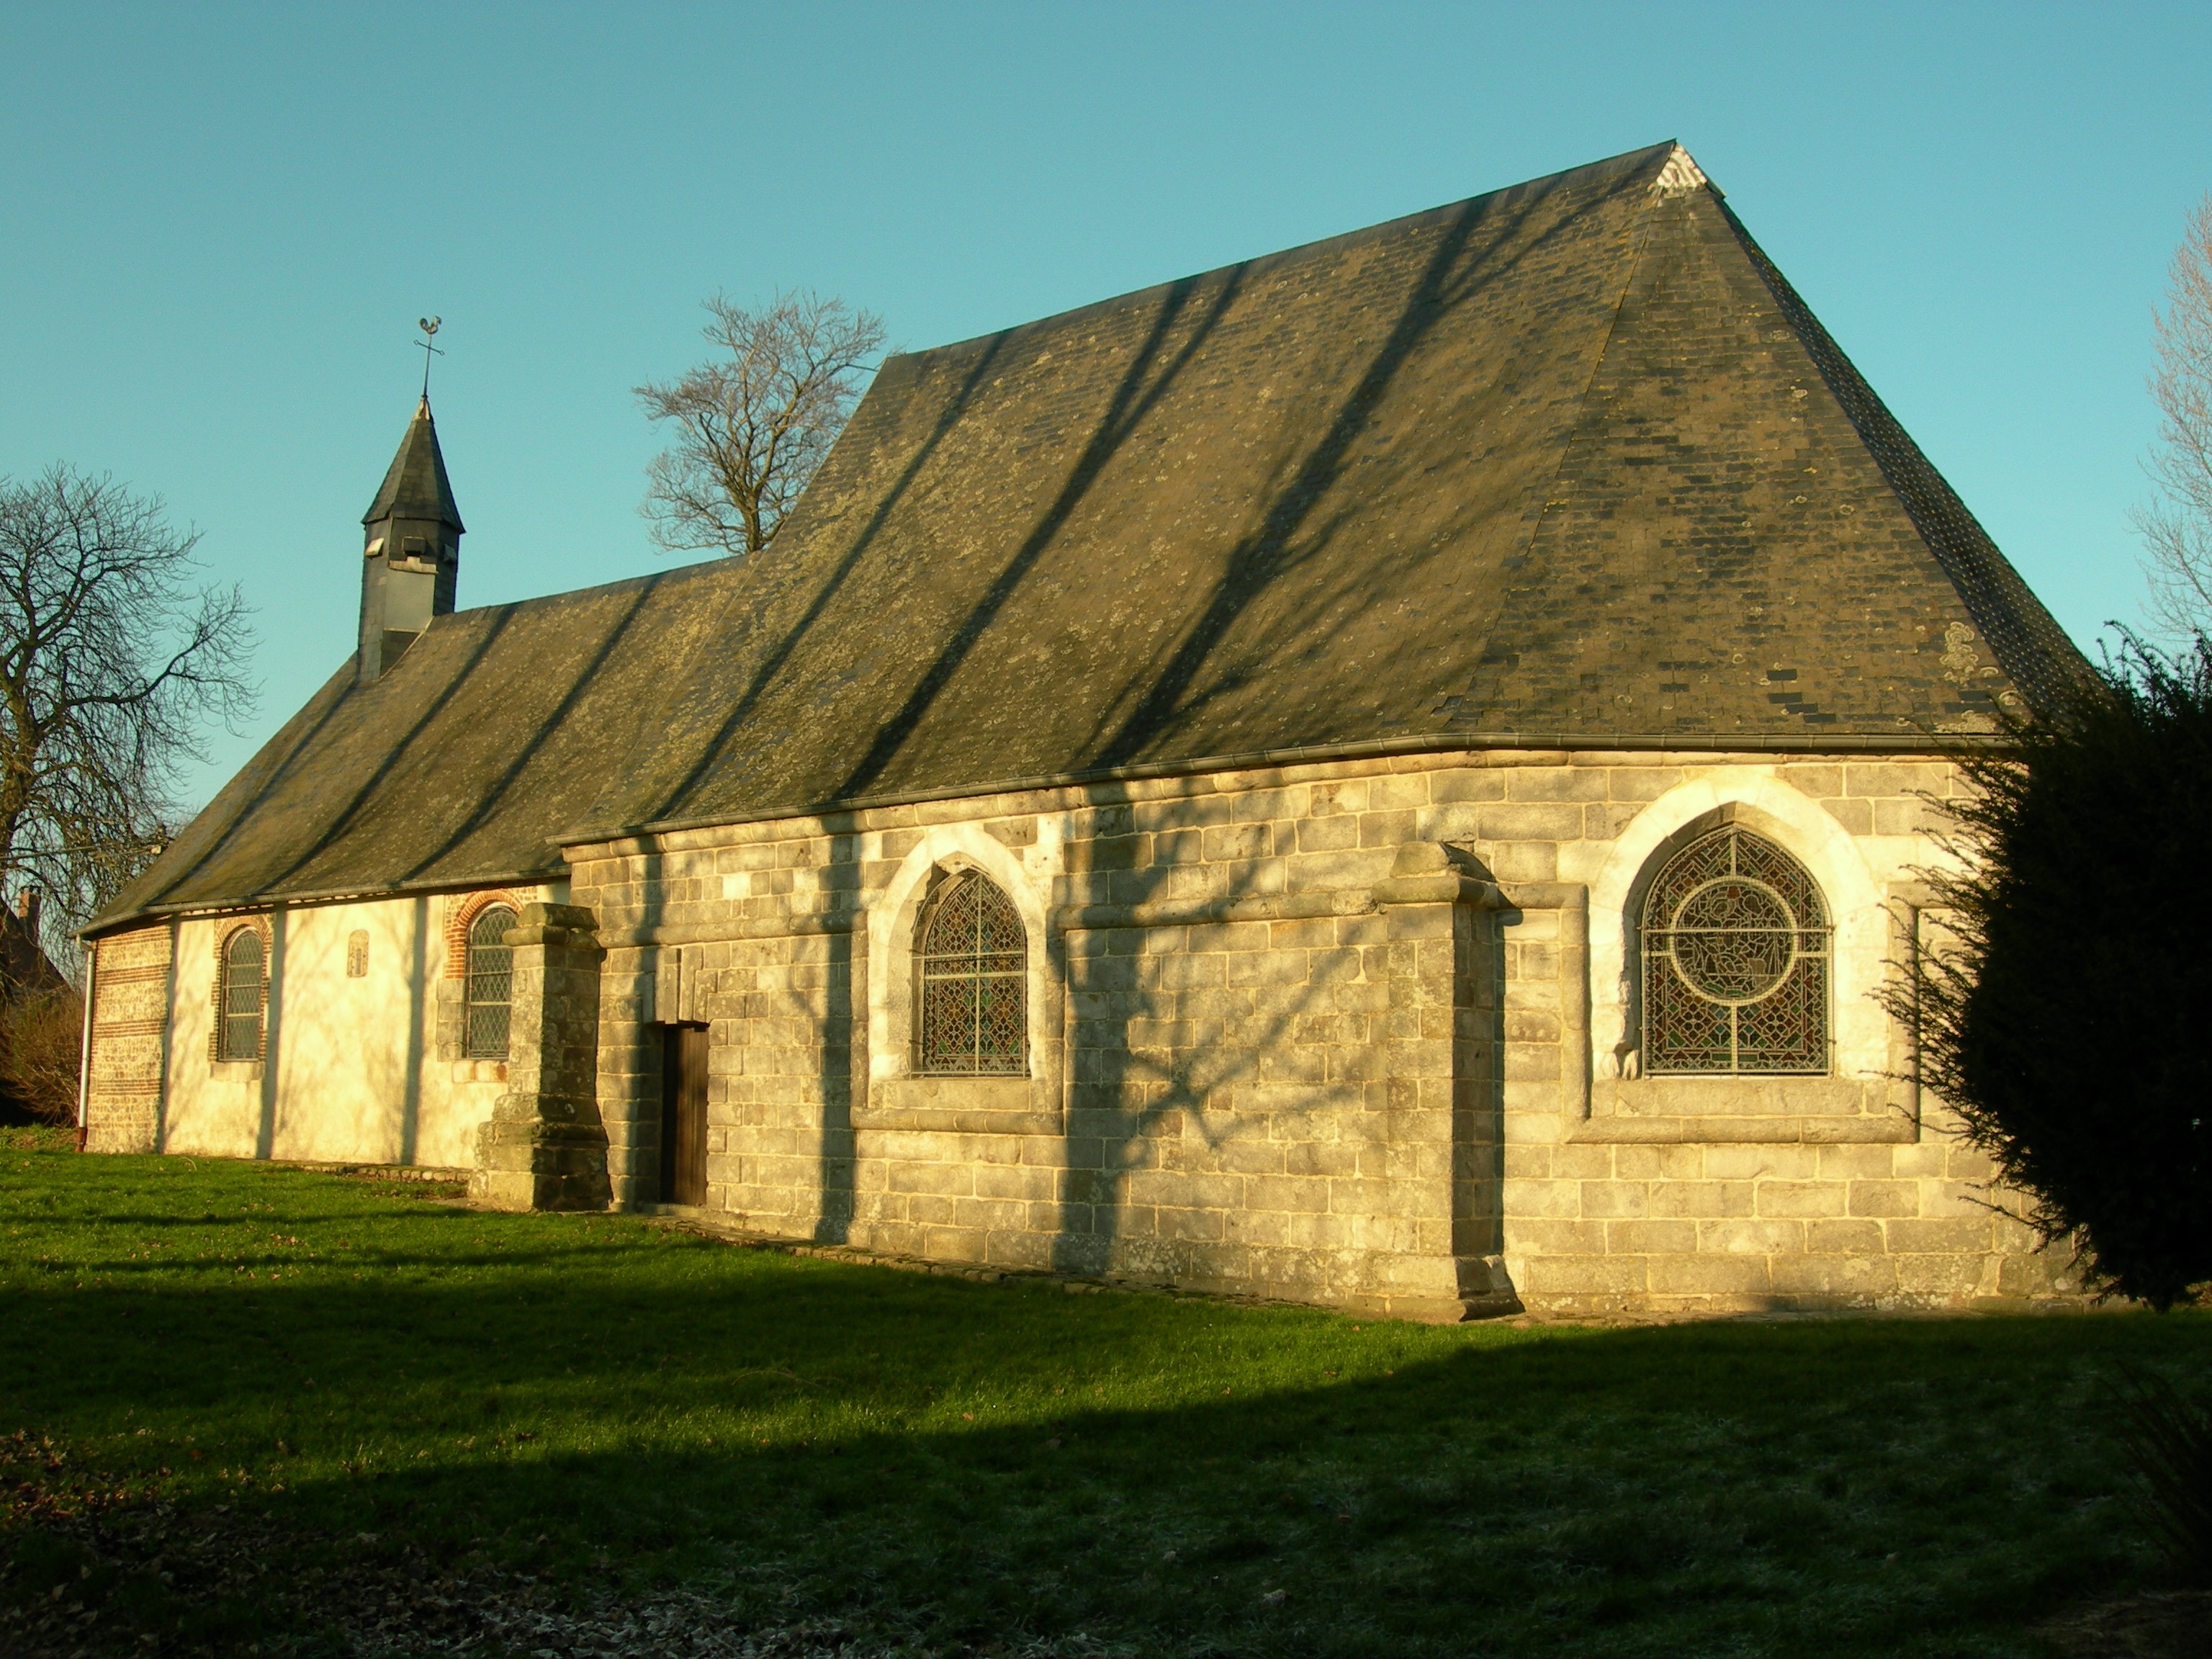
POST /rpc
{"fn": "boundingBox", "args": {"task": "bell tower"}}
[358,396,464,682]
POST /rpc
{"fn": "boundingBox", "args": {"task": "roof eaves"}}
[552,724,2015,852]
[78,868,570,938]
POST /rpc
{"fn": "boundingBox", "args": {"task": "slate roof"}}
[102,560,742,919]
[364,397,464,532]
[94,141,2087,929]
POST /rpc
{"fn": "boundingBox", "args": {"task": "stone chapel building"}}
[78,143,2092,1318]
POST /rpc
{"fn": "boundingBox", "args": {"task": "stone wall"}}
[472,903,613,1212]
[571,747,2077,1318]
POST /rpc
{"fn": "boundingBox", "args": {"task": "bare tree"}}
[634,290,886,558]
[0,465,256,962]
[2139,192,2212,638]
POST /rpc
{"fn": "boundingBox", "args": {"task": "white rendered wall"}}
[159,888,549,1167]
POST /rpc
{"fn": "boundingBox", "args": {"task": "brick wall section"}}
[570,749,2074,1318]
[1498,1136,2049,1310]
[84,922,173,1153]
[442,889,522,980]
[1039,878,1490,1312]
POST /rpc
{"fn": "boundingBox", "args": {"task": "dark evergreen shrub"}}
[1897,638,2212,1309]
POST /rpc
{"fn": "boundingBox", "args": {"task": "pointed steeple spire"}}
[362,396,464,533]
[357,397,464,683]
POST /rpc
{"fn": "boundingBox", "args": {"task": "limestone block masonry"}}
[570,747,2082,1320]
[471,902,613,1212]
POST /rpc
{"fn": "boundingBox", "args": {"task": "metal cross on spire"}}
[415,316,444,400]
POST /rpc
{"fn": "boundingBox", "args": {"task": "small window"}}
[466,905,518,1059]
[219,929,265,1061]
[914,871,1027,1075]
[1640,825,1830,1075]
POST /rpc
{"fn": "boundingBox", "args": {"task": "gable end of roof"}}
[1715,202,2087,713]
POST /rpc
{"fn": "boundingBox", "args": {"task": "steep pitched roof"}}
[94,141,2085,929]
[363,397,464,532]
[99,559,742,919]
[588,140,2084,836]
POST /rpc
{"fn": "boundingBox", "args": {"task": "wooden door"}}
[660,1024,709,1206]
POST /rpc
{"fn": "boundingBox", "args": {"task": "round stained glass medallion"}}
[1667,877,1797,1003]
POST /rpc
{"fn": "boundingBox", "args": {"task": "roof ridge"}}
[436,550,735,624]
[904,141,1683,367]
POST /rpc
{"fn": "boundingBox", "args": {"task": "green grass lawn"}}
[3,1125,2208,1657]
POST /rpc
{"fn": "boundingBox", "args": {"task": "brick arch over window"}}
[210,917,272,1063]
[463,903,519,1060]
[444,891,523,980]
[912,868,1028,1075]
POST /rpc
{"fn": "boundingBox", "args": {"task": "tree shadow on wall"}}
[1044,829,1509,1300]
[687,171,1635,1282]
[988,195,1561,1292]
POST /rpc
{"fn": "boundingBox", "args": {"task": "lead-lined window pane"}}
[1640,826,1830,1076]
[915,873,1027,1075]
[466,905,516,1060]
[220,930,264,1061]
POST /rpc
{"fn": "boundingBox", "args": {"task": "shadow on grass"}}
[7,1156,2212,1656]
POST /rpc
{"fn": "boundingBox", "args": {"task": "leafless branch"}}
[634,289,886,558]
[2139,193,2212,639]
[0,465,257,959]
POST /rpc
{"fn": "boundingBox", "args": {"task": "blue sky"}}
[3,1,2208,806]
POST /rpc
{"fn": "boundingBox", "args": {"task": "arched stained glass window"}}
[219,928,265,1062]
[466,905,518,1060]
[1640,826,1830,1075]
[914,871,1027,1075]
